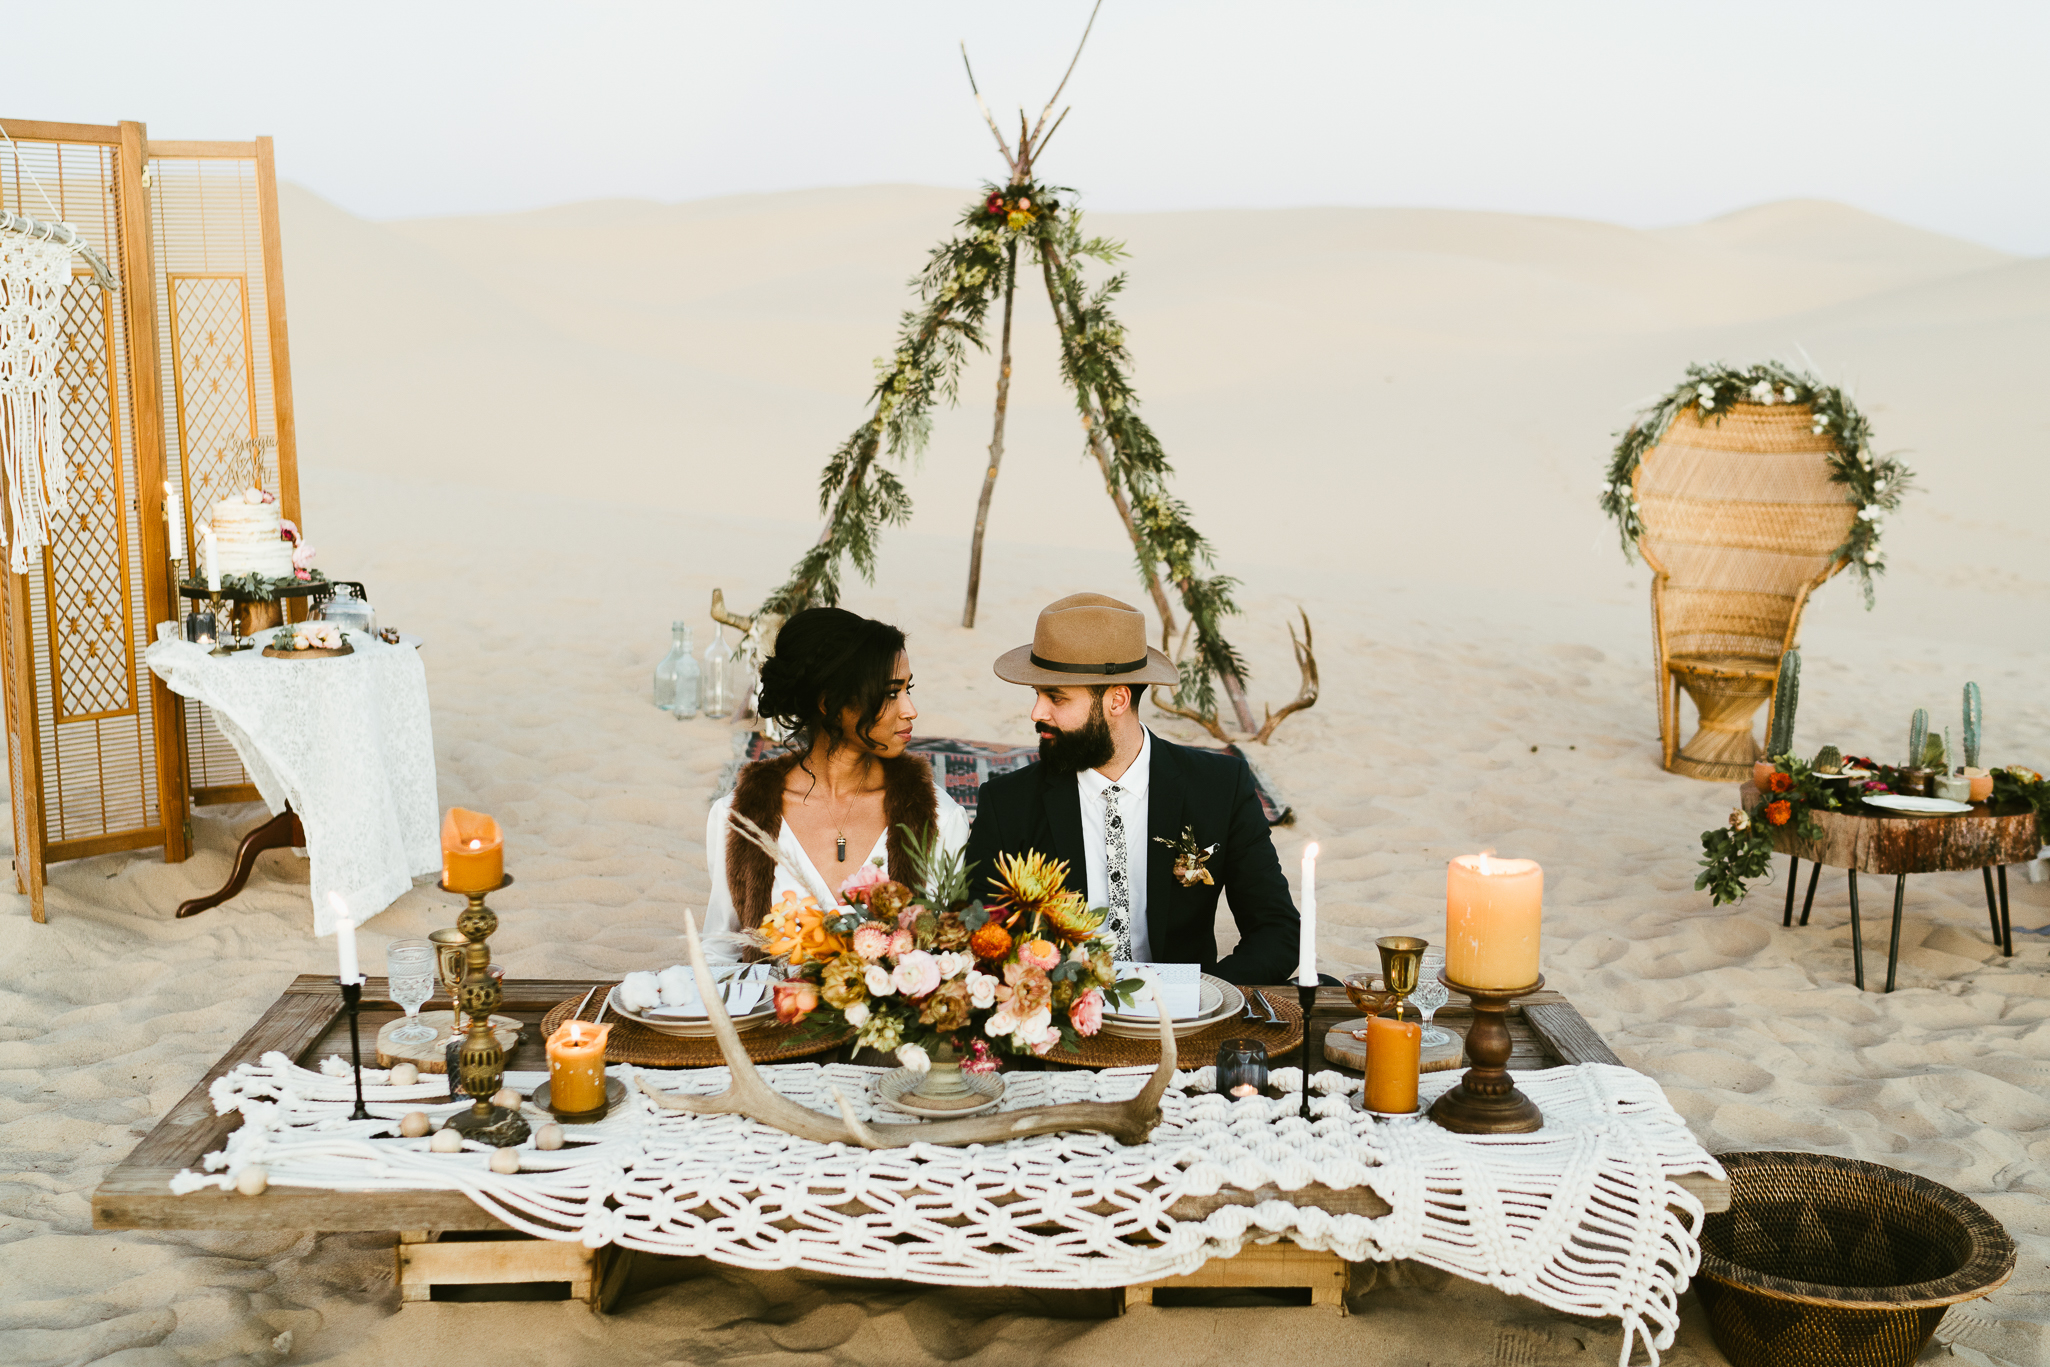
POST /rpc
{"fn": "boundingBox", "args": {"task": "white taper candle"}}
[202,527,219,593]
[1297,841,1320,986]
[330,893,361,983]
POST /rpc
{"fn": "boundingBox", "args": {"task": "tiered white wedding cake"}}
[212,493,295,579]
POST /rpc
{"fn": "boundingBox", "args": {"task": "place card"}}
[1107,961,1202,1019]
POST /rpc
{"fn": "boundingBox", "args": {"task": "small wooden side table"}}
[1743,783,2039,991]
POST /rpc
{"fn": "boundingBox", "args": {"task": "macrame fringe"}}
[0,236,74,574]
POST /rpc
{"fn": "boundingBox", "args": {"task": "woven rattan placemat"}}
[540,996,851,1067]
[1042,991,1303,1069]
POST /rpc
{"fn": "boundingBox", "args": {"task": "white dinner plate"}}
[606,986,776,1038]
[1861,794,1971,815]
[1098,976,1246,1039]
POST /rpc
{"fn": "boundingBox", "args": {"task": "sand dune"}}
[0,185,2044,1366]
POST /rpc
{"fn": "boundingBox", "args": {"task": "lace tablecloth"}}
[173,1059,1720,1365]
[145,633,439,933]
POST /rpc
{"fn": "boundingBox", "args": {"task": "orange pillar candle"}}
[1364,1015,1422,1114]
[442,808,504,893]
[1446,854,1543,989]
[545,1020,611,1114]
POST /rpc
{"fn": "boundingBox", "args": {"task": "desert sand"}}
[1,183,2046,1366]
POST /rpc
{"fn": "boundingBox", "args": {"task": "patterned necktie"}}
[1104,783,1132,958]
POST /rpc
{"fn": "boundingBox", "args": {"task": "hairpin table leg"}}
[1799,860,1821,926]
[1847,870,1864,991]
[1983,867,2002,946]
[1783,856,1800,928]
[1885,874,1907,993]
[1998,865,2012,958]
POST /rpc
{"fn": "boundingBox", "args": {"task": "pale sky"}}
[5,0,2045,252]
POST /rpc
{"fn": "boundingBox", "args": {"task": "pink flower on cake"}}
[277,518,299,545]
[852,923,892,961]
[1069,988,1104,1037]
[891,951,941,999]
[291,540,316,571]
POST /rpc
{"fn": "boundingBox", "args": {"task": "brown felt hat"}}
[993,593,1181,689]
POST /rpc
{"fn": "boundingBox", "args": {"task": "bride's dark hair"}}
[756,607,908,761]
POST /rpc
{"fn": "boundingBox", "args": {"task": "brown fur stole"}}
[725,751,940,929]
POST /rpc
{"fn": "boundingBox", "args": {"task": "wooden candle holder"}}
[1427,972,1544,1134]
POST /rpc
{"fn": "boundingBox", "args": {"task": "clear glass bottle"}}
[652,623,684,711]
[702,625,734,720]
[671,624,700,718]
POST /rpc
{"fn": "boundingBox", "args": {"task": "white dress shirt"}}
[703,776,970,937]
[1077,727,1153,961]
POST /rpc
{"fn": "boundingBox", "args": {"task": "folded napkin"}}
[1107,962,1202,1019]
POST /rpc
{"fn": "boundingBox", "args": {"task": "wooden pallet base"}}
[1122,1241,1351,1313]
[397,1231,600,1307]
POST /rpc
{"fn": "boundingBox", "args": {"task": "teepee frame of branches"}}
[749,7,1314,742]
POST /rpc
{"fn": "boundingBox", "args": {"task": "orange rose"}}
[1767,772,1793,794]
[772,979,818,1025]
[1765,800,1792,826]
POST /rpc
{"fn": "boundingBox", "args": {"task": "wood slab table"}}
[1743,782,2041,991]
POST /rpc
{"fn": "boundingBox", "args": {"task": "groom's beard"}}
[1037,700,1117,775]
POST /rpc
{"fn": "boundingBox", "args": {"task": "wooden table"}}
[1744,783,2040,992]
[94,976,1727,1309]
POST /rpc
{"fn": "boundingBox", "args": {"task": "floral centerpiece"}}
[750,825,1138,1086]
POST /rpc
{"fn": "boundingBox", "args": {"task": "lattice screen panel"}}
[149,155,285,801]
[0,132,161,858]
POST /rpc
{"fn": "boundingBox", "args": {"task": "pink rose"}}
[891,950,941,999]
[1016,1007,1059,1055]
[897,907,923,931]
[853,923,892,960]
[888,929,915,958]
[772,979,818,1025]
[291,540,316,570]
[1017,938,1060,972]
[838,863,886,902]
[277,518,299,545]
[966,970,998,1010]
[1069,988,1104,1037]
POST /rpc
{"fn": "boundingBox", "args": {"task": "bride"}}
[703,607,969,935]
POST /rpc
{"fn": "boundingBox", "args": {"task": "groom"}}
[962,593,1301,985]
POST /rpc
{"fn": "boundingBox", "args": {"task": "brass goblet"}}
[429,927,469,1005]
[1376,936,1428,1021]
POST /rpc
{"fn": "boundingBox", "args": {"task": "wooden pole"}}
[961,239,1020,628]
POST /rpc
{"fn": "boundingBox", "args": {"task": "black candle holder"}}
[1214,1038,1269,1098]
[1297,981,1317,1118]
[339,977,371,1120]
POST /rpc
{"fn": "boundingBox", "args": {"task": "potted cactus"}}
[1754,651,1800,789]
[1962,682,1993,801]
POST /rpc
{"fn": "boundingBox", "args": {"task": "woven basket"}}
[1695,1151,2015,1367]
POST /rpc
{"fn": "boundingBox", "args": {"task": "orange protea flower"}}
[985,850,1105,944]
[1765,800,1793,827]
[758,890,846,966]
[969,920,1013,963]
[1766,771,1793,794]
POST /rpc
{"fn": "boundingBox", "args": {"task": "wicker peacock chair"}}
[1635,403,1856,782]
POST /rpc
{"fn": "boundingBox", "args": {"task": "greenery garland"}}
[759,182,1246,717]
[1600,362,1911,607]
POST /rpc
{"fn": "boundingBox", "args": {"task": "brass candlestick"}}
[1375,936,1427,1022]
[440,875,529,1147]
[1427,972,1544,1134]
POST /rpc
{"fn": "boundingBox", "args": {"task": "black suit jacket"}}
[961,732,1300,984]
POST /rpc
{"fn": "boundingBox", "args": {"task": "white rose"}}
[1698,383,1715,399]
[966,971,998,1010]
[843,1001,870,1027]
[1782,386,1797,403]
[864,965,894,997]
[1863,551,1879,565]
[935,951,966,980]
[896,1043,930,1073]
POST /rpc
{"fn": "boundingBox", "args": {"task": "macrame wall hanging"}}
[0,231,74,572]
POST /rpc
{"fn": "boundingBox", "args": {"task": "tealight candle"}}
[1297,841,1319,987]
[1445,854,1542,990]
[545,1019,611,1115]
[1364,1014,1422,1114]
[441,808,503,893]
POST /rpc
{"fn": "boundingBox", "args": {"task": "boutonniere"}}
[1155,826,1219,886]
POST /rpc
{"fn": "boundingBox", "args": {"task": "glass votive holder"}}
[186,610,216,645]
[1215,1037,1269,1099]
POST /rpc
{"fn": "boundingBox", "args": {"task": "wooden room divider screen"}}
[0,118,299,922]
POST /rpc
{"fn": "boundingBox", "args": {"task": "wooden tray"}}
[262,641,353,659]
[539,995,850,1067]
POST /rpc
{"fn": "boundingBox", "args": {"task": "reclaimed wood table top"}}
[94,975,1723,1234]
[1740,782,2040,876]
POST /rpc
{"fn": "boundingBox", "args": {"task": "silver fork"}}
[1248,989,1283,1025]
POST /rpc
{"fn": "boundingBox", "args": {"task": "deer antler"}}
[638,913,1177,1149]
[1249,609,1319,745]
[709,588,754,634]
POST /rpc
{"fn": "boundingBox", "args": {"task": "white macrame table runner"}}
[174,1057,1720,1364]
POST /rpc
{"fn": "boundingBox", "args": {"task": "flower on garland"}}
[1696,755,1840,905]
[1600,361,1912,607]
